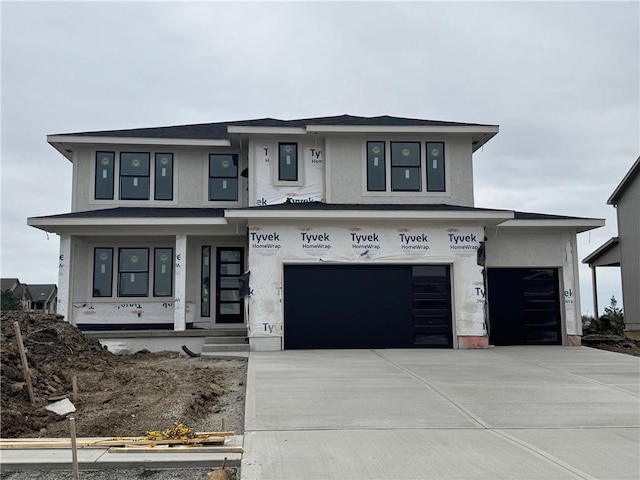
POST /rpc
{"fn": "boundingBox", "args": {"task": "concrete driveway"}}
[241,347,639,480]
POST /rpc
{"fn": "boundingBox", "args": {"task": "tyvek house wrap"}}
[253,141,325,206]
[247,222,486,341]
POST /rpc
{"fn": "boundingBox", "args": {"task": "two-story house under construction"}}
[28,115,604,352]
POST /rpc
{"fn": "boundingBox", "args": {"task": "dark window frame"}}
[119,152,151,200]
[154,153,174,201]
[95,152,115,200]
[153,247,173,297]
[426,142,446,192]
[208,154,239,201]
[366,141,386,192]
[201,246,211,317]
[278,142,298,181]
[92,247,113,297]
[390,141,421,192]
[117,247,150,297]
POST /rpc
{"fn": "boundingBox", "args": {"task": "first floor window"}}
[209,154,238,201]
[391,142,421,191]
[153,248,173,296]
[93,248,113,297]
[118,248,149,296]
[120,153,150,200]
[278,143,298,181]
[95,152,115,200]
[201,246,211,316]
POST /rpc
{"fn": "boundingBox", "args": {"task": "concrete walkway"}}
[240,347,640,480]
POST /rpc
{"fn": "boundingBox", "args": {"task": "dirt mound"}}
[1,311,117,436]
[1,312,247,438]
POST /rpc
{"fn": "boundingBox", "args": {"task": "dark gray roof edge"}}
[607,156,640,205]
[512,211,601,221]
[49,114,499,139]
[228,202,511,213]
[582,237,620,264]
[29,207,226,220]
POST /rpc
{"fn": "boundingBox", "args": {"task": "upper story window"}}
[95,152,115,200]
[209,154,238,201]
[94,151,174,201]
[426,142,445,192]
[120,153,150,200]
[278,143,298,181]
[366,141,446,193]
[391,142,421,192]
[367,142,386,191]
[154,154,174,200]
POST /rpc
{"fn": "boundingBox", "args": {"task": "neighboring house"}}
[28,115,603,351]
[583,156,640,330]
[1,278,32,311]
[28,284,58,314]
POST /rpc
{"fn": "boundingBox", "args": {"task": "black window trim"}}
[117,247,150,297]
[92,247,113,297]
[366,141,387,192]
[208,153,239,202]
[426,142,446,193]
[278,142,299,182]
[364,141,447,194]
[153,247,174,297]
[390,141,422,192]
[95,151,115,200]
[119,152,151,201]
[154,153,174,201]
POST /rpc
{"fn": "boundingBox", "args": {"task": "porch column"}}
[590,266,599,320]
[562,233,581,342]
[57,235,72,322]
[174,234,187,331]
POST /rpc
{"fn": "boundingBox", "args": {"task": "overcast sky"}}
[1,1,638,316]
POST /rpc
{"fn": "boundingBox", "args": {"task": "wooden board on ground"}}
[0,432,233,449]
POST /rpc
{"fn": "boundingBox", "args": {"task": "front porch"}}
[84,325,249,356]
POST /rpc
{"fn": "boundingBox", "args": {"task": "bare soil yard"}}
[1,312,246,439]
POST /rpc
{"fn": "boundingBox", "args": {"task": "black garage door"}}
[487,268,562,345]
[284,265,452,349]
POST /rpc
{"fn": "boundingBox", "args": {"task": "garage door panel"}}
[488,268,561,346]
[284,265,452,349]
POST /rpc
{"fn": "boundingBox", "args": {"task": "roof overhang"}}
[496,218,605,233]
[607,156,640,205]
[225,208,514,228]
[582,237,621,266]
[28,215,236,236]
[227,126,307,135]
[47,135,231,161]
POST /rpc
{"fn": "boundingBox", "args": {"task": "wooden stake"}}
[221,418,225,432]
[69,416,80,480]
[13,321,35,406]
[72,375,78,403]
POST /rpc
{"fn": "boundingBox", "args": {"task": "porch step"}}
[203,336,249,345]
[202,343,250,353]
[200,330,249,358]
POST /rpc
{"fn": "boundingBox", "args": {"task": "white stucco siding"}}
[485,230,564,267]
[72,145,248,212]
[247,220,486,349]
[326,135,475,206]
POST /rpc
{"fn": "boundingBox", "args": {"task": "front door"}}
[216,248,244,324]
